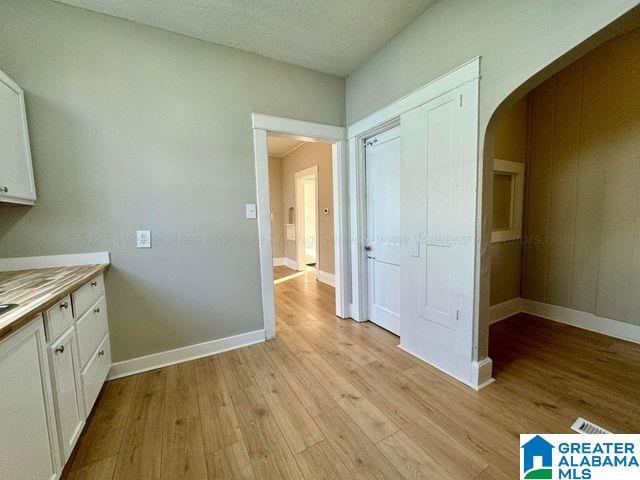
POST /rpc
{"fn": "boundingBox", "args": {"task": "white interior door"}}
[399,84,477,383]
[366,126,401,334]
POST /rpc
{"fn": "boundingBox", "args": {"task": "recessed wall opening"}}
[488,28,640,385]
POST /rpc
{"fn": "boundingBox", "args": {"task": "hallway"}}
[62,270,640,480]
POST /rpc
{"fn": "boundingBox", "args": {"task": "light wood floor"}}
[62,270,640,479]
[273,265,298,281]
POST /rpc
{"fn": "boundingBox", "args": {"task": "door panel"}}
[49,326,85,462]
[366,126,401,334]
[400,85,477,384]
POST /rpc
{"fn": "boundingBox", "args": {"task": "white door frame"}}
[252,114,348,339]
[347,58,491,388]
[294,165,319,270]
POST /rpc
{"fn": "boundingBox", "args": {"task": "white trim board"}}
[108,329,265,380]
[316,270,335,287]
[252,113,349,340]
[0,252,110,272]
[489,297,640,344]
[273,257,285,267]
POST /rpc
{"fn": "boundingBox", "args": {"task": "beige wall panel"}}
[545,65,582,308]
[589,32,640,322]
[269,156,284,259]
[490,242,522,305]
[523,80,555,302]
[490,96,528,305]
[523,29,640,327]
[281,142,334,274]
[494,97,529,163]
[571,66,607,314]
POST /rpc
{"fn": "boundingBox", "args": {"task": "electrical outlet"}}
[136,230,151,248]
[245,203,257,219]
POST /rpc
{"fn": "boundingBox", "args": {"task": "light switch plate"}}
[245,203,257,219]
[136,230,151,248]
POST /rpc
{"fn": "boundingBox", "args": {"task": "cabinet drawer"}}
[45,295,73,342]
[72,274,105,319]
[81,334,111,414]
[76,296,108,367]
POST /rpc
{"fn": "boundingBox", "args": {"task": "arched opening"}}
[483,26,640,418]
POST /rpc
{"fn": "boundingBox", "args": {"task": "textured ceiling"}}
[54,0,437,76]
[267,136,306,157]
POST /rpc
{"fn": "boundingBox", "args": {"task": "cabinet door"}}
[49,326,85,462]
[0,69,36,204]
[0,318,60,480]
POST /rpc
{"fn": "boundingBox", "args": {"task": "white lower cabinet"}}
[48,326,85,462]
[0,318,60,480]
[0,272,111,479]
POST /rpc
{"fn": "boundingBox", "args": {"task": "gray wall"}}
[523,28,640,326]
[0,0,345,362]
[346,0,639,359]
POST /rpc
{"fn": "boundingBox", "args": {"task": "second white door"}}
[365,126,401,334]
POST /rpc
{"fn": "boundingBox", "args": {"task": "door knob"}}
[55,345,65,354]
[364,245,373,251]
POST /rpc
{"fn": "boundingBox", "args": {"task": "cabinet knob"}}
[98,350,105,356]
[0,186,7,193]
[94,307,100,314]
[91,281,98,287]
[55,345,65,354]
[60,301,69,309]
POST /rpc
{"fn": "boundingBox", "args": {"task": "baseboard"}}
[470,357,495,390]
[0,252,110,272]
[520,299,640,344]
[316,270,335,287]
[284,257,298,270]
[272,257,285,266]
[490,297,640,344]
[489,297,523,324]
[108,329,265,380]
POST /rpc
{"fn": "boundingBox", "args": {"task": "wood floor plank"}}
[242,344,324,453]
[263,336,336,417]
[65,456,118,480]
[205,442,255,480]
[219,349,255,392]
[377,431,456,480]
[230,385,304,480]
[315,407,404,480]
[69,376,137,471]
[194,356,242,453]
[295,439,355,480]
[113,369,167,480]
[161,362,208,479]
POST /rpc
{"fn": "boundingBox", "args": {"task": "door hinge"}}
[456,310,459,321]
[459,95,463,107]
[364,137,378,147]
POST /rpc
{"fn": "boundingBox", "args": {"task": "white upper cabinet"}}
[0,68,36,204]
